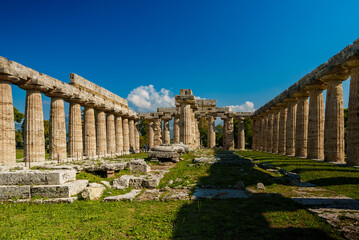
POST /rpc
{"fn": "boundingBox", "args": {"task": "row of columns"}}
[252,64,359,166]
[0,83,141,165]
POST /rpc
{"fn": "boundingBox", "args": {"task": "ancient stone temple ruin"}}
[138,89,252,150]
[251,38,359,166]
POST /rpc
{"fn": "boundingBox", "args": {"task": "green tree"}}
[198,117,208,147]
[244,117,253,148]
[139,119,149,148]
[215,124,223,147]
[14,107,25,147]
[14,107,25,123]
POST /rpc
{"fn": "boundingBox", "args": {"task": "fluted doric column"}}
[129,119,135,152]
[173,116,180,143]
[135,121,140,152]
[263,114,268,152]
[194,117,201,148]
[0,81,15,165]
[223,116,234,150]
[49,98,66,160]
[96,111,107,156]
[153,118,162,147]
[238,117,245,150]
[68,102,83,159]
[278,104,287,155]
[180,104,192,145]
[148,120,154,148]
[207,116,216,148]
[106,113,116,155]
[251,119,257,150]
[285,99,297,156]
[115,115,123,155]
[162,119,170,144]
[24,90,45,162]
[122,117,130,154]
[272,109,280,154]
[307,85,325,160]
[259,116,265,151]
[84,107,96,158]
[267,112,273,153]
[347,64,359,166]
[294,93,309,158]
[324,79,345,163]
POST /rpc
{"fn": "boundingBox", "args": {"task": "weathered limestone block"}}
[122,118,130,154]
[81,186,105,200]
[129,119,135,152]
[0,170,76,185]
[68,103,83,159]
[30,180,88,198]
[162,120,170,144]
[106,113,116,154]
[295,95,309,158]
[127,159,151,174]
[113,175,143,189]
[115,115,123,155]
[103,189,141,201]
[148,120,154,148]
[286,100,297,156]
[238,117,245,150]
[278,105,287,154]
[173,116,180,143]
[49,98,67,160]
[142,174,162,188]
[347,66,359,166]
[0,81,15,165]
[307,86,325,160]
[96,111,107,156]
[153,118,162,147]
[24,90,45,162]
[0,186,30,200]
[84,107,96,157]
[324,80,345,163]
[207,116,216,148]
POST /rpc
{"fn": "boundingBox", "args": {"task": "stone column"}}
[0,80,15,165]
[129,119,135,152]
[162,119,170,144]
[68,102,83,159]
[115,115,123,155]
[84,107,96,158]
[324,79,345,163]
[207,116,216,148]
[259,116,265,151]
[96,111,107,157]
[285,99,297,156]
[122,117,130,154]
[307,85,325,160]
[24,90,45,162]
[107,113,116,155]
[194,117,201,148]
[173,116,180,143]
[278,105,287,155]
[148,120,154,148]
[272,110,280,154]
[295,94,309,158]
[267,112,273,153]
[226,117,234,150]
[135,121,140,152]
[49,98,67,160]
[238,117,245,150]
[347,66,359,166]
[263,114,268,152]
[180,104,192,145]
[153,118,162,146]
[222,117,227,149]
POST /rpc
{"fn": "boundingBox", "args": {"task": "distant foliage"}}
[139,119,149,148]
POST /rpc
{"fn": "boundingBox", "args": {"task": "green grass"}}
[16,148,49,160]
[237,150,359,200]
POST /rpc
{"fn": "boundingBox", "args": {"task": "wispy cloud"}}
[227,101,255,112]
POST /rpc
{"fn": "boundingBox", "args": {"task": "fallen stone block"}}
[0,170,76,185]
[30,180,88,198]
[0,186,30,200]
[103,189,142,202]
[81,186,105,200]
[127,159,150,174]
[142,174,162,188]
[113,175,144,189]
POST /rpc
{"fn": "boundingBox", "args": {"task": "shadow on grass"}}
[171,150,340,240]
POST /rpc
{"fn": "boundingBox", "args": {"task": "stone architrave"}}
[324,79,345,163]
[278,105,287,155]
[24,90,45,162]
[153,118,162,147]
[285,99,297,156]
[0,80,15,165]
[294,93,309,158]
[207,116,216,148]
[272,110,280,154]
[49,98,67,160]
[129,119,135,152]
[238,117,245,150]
[68,102,83,159]
[96,111,107,156]
[347,64,359,166]
[307,85,325,160]
[148,120,154,148]
[106,113,116,155]
[84,107,96,158]
[122,118,130,154]
[173,116,180,143]
[115,115,123,155]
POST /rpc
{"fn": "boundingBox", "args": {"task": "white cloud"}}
[195,96,205,100]
[227,101,255,112]
[127,85,175,113]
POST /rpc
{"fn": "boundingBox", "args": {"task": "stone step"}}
[0,186,30,200]
[0,170,76,185]
[30,180,88,198]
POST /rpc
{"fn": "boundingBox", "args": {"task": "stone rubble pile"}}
[148,143,190,162]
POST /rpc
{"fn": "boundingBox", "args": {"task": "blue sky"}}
[1,0,358,119]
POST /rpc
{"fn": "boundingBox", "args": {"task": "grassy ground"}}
[237,150,359,200]
[16,148,49,160]
[0,149,347,239]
